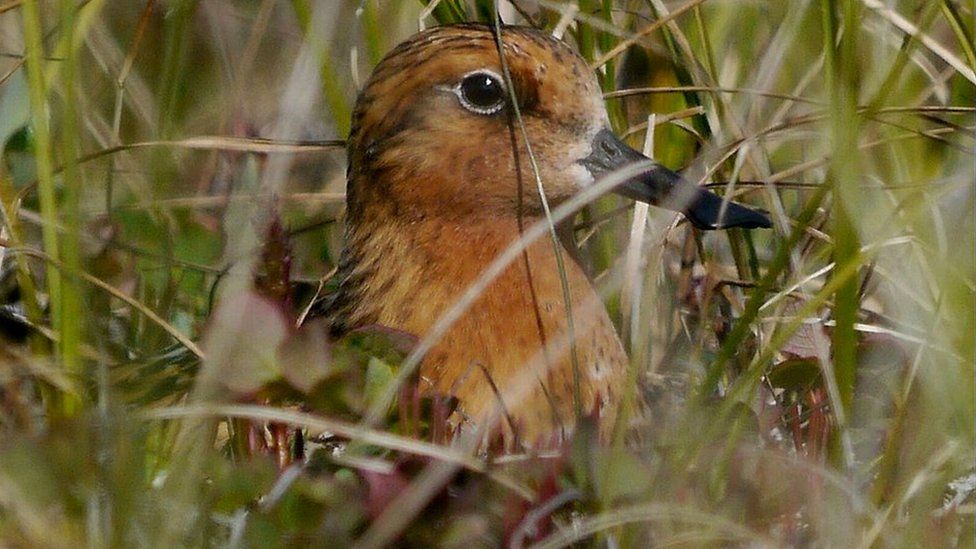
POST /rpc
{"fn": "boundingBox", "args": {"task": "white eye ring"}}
[449,69,507,115]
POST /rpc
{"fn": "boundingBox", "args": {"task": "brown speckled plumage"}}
[310,23,769,447]
[312,24,625,445]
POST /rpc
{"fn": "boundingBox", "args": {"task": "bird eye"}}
[457,71,506,115]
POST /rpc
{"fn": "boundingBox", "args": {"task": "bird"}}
[311,23,770,447]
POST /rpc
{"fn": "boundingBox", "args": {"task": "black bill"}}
[580,129,771,230]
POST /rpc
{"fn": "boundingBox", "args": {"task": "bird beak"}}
[580,129,771,230]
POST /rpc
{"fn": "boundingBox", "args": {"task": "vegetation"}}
[0,0,973,546]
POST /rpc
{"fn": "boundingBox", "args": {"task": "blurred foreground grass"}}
[0,0,973,546]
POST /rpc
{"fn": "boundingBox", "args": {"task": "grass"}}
[0,0,973,546]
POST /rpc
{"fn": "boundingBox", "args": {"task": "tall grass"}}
[0,0,972,546]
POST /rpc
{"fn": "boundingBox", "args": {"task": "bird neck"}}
[358,211,577,285]
[328,210,587,335]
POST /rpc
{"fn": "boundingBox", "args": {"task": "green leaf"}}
[767,358,822,391]
[0,71,29,149]
[280,319,332,393]
[363,356,395,413]
[204,291,288,395]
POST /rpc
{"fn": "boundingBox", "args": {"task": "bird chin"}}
[566,162,596,191]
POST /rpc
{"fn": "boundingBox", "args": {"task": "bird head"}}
[347,23,770,230]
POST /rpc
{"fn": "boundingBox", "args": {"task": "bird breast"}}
[338,213,628,446]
